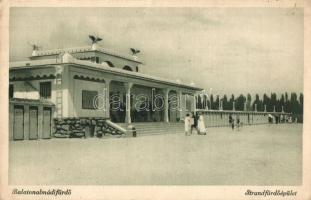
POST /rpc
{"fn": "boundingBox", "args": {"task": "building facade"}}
[9,43,201,126]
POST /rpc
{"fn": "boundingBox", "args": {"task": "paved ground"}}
[9,124,302,185]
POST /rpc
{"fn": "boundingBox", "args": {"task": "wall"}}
[72,79,106,118]
[11,79,57,105]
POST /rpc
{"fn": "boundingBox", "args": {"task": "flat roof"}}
[10,59,203,91]
[30,46,142,64]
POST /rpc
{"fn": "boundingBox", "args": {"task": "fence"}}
[196,110,292,128]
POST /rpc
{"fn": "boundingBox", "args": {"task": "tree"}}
[290,92,299,114]
[270,93,277,112]
[210,94,214,110]
[252,94,260,111]
[236,94,246,111]
[214,95,220,110]
[299,93,303,114]
[223,95,228,110]
[262,93,269,111]
[284,92,290,112]
[229,94,235,110]
[246,93,252,111]
[279,94,285,112]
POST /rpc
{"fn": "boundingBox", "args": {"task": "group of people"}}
[184,112,207,136]
[229,114,241,131]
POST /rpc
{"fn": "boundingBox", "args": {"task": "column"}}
[273,106,276,112]
[105,79,111,118]
[255,103,257,112]
[124,82,133,124]
[61,65,71,117]
[178,90,183,121]
[264,105,267,112]
[233,101,236,111]
[163,88,170,123]
[193,92,197,112]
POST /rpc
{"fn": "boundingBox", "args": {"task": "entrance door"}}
[29,106,38,139]
[13,105,24,140]
[42,107,51,139]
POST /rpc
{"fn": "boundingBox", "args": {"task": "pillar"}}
[264,105,267,112]
[105,79,111,118]
[163,88,170,123]
[61,65,73,117]
[193,92,197,112]
[124,82,133,124]
[273,106,276,112]
[233,101,235,111]
[255,103,257,112]
[178,90,183,121]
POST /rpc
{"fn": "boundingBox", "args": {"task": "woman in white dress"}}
[184,113,191,136]
[198,113,207,135]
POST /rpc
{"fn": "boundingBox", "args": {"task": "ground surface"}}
[9,124,302,185]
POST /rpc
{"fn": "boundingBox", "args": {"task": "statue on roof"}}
[130,48,140,55]
[89,35,103,44]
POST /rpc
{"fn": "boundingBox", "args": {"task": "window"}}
[136,66,139,72]
[9,84,13,98]
[123,65,133,71]
[82,90,98,109]
[91,56,100,63]
[105,61,115,67]
[40,82,51,99]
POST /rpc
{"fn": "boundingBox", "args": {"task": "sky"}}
[9,7,304,97]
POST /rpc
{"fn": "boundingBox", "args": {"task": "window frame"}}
[39,81,52,99]
[82,90,98,110]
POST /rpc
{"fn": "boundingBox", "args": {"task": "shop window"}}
[82,90,98,109]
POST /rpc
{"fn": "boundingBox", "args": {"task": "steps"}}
[117,122,185,136]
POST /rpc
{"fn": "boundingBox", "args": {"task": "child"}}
[185,114,191,136]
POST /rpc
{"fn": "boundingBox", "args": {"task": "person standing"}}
[190,112,195,134]
[229,114,234,130]
[198,113,207,135]
[236,114,240,131]
[184,114,191,136]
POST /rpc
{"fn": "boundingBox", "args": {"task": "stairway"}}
[117,122,185,136]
